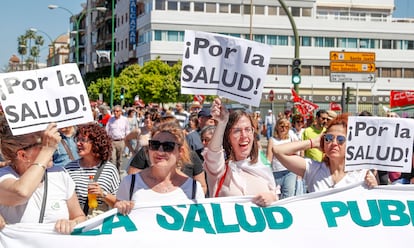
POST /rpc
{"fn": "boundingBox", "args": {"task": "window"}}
[391,68,402,77]
[408,40,414,50]
[168,31,179,41]
[155,0,166,10]
[302,8,312,17]
[180,2,190,11]
[231,4,240,14]
[194,2,204,12]
[404,68,414,78]
[301,66,311,76]
[206,3,216,13]
[267,35,277,45]
[280,7,286,15]
[381,68,391,77]
[313,66,324,76]
[243,5,251,15]
[268,65,277,74]
[278,65,288,75]
[347,38,357,48]
[268,6,277,15]
[291,7,300,17]
[219,3,228,13]
[315,37,324,47]
[301,36,311,46]
[382,40,392,49]
[325,37,335,47]
[278,36,288,46]
[254,35,265,43]
[154,30,162,41]
[167,1,178,10]
[255,5,265,15]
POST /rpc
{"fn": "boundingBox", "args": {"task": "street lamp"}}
[110,0,115,108]
[48,5,106,65]
[29,28,55,66]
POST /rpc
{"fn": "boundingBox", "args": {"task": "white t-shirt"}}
[304,158,368,193]
[117,173,205,205]
[0,166,75,224]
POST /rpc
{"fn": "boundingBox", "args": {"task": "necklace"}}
[147,174,176,193]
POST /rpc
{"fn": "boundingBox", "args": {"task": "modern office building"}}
[80,0,414,115]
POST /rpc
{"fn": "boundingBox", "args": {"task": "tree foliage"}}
[87,58,200,106]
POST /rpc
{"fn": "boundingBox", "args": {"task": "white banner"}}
[1,184,414,248]
[346,116,414,172]
[181,30,271,107]
[0,63,93,135]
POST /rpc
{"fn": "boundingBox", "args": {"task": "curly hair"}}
[321,113,349,166]
[223,110,259,164]
[76,122,112,161]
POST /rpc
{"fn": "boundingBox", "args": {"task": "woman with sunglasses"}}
[0,119,86,234]
[203,98,279,207]
[272,113,378,192]
[115,122,205,215]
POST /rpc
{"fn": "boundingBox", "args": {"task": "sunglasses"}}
[324,134,346,145]
[148,140,178,152]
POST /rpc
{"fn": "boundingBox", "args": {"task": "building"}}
[78,0,414,115]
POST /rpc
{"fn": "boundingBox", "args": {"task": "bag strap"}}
[83,161,106,215]
[191,179,197,199]
[214,162,229,197]
[61,139,75,161]
[129,174,136,201]
[39,171,48,223]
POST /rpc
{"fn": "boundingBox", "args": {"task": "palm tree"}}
[17,29,45,69]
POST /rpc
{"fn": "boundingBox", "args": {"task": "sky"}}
[0,0,413,72]
[0,0,84,71]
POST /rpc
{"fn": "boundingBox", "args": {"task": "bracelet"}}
[309,139,313,149]
[32,163,46,170]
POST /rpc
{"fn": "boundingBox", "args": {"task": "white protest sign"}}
[181,30,271,107]
[346,116,414,172]
[0,63,94,135]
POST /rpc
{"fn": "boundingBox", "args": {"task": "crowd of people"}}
[0,98,413,234]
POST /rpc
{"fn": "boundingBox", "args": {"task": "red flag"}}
[390,90,414,109]
[291,89,319,116]
[194,95,205,104]
[329,102,342,111]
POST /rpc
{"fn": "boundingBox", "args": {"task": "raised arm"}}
[207,98,229,152]
[272,137,320,178]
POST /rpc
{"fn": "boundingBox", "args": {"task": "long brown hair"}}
[223,110,259,163]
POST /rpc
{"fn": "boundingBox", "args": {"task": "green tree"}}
[17,29,45,69]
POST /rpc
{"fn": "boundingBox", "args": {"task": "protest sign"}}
[181,30,271,107]
[0,63,93,135]
[346,116,414,172]
[1,184,414,248]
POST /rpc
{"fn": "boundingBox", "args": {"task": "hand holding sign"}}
[0,64,93,135]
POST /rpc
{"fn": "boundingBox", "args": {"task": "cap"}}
[327,110,337,120]
[255,111,260,114]
[198,108,212,118]
[268,109,272,113]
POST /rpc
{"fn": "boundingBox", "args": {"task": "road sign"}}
[330,62,376,73]
[330,51,375,62]
[330,73,376,83]
[269,90,274,101]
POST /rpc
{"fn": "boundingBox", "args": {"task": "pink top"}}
[202,148,279,198]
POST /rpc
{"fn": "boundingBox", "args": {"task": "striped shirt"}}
[65,160,120,211]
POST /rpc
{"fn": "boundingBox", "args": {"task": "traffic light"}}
[120,87,125,100]
[292,59,301,84]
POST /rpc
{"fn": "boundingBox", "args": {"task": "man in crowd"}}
[302,109,329,162]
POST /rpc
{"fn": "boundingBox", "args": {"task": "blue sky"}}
[0,0,413,71]
[0,0,84,71]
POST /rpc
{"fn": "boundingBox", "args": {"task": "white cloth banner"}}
[1,183,414,248]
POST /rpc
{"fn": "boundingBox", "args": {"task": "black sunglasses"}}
[324,134,346,145]
[148,140,178,152]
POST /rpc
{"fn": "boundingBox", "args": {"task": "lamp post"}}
[48,5,106,65]
[110,0,115,108]
[278,0,300,94]
[29,28,55,66]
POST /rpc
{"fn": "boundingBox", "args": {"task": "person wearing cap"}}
[264,109,276,140]
[197,108,216,132]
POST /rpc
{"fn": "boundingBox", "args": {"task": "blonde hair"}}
[273,118,291,140]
